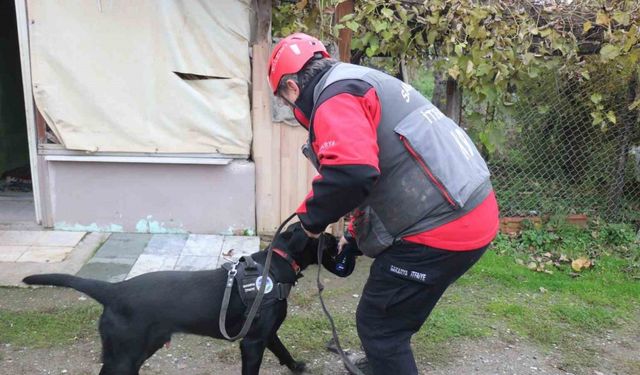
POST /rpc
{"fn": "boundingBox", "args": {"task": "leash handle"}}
[316,235,366,375]
[219,212,297,341]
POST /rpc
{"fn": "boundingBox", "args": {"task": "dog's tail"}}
[23,274,113,306]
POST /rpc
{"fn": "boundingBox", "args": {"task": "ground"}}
[1,251,639,375]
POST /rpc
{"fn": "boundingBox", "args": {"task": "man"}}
[268,33,499,375]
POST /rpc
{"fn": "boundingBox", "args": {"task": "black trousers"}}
[355,241,488,375]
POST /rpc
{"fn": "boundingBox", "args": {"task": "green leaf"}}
[590,93,603,104]
[372,20,388,33]
[583,21,593,34]
[606,111,617,124]
[339,13,355,23]
[476,63,492,77]
[599,44,620,61]
[365,45,378,57]
[591,111,604,125]
[539,28,552,37]
[466,60,475,75]
[612,11,630,26]
[537,105,550,114]
[346,20,359,32]
[427,30,438,45]
[581,70,591,80]
[455,43,464,56]
[629,99,640,111]
[522,52,535,65]
[381,8,394,18]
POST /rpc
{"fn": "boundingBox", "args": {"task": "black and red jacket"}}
[293,63,499,252]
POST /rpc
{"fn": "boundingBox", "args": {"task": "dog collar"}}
[272,248,301,275]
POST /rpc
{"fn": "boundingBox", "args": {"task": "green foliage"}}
[599,222,638,246]
[272,0,640,153]
[411,68,435,100]
[493,218,639,277]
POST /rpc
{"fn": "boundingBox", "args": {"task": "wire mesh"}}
[485,67,640,225]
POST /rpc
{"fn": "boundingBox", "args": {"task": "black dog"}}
[23,223,337,375]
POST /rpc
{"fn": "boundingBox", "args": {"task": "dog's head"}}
[270,222,337,272]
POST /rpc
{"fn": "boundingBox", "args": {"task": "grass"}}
[0,304,102,348]
[1,225,637,373]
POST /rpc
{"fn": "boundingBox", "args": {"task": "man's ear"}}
[285,79,300,96]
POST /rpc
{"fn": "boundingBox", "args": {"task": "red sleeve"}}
[296,84,381,234]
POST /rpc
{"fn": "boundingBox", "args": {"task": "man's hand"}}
[337,236,349,254]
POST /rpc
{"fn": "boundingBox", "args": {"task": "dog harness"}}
[221,256,293,317]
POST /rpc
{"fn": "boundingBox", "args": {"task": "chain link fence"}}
[482,67,640,225]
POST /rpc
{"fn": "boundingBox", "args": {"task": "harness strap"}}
[219,213,297,342]
[275,282,293,300]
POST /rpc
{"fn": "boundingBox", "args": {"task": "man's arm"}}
[297,83,381,234]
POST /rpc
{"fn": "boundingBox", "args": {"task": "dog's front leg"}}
[267,334,306,373]
[240,338,267,375]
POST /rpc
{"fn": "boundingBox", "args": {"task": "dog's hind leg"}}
[239,338,267,375]
[267,334,306,373]
[98,312,147,375]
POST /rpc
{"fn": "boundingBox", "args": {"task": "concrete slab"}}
[0,245,29,262]
[17,246,74,263]
[93,233,151,259]
[174,255,218,271]
[182,234,224,257]
[76,261,131,283]
[32,231,86,247]
[126,254,179,279]
[0,199,35,222]
[143,234,188,256]
[0,230,44,245]
[88,256,137,266]
[0,232,110,286]
[219,236,260,264]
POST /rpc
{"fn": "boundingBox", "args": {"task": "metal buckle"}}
[226,261,239,286]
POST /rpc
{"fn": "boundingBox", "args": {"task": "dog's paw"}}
[288,360,307,374]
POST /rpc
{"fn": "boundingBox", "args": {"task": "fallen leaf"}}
[516,258,525,266]
[542,252,552,258]
[539,287,548,293]
[571,257,592,272]
[222,248,235,257]
[559,254,569,262]
[527,262,538,270]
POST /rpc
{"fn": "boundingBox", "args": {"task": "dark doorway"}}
[0,1,34,224]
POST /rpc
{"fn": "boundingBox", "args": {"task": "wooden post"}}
[431,69,447,112]
[445,77,463,124]
[335,0,354,62]
[252,0,281,235]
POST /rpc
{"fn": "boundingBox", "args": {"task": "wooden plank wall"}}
[253,0,354,236]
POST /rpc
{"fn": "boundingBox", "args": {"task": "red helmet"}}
[268,33,330,94]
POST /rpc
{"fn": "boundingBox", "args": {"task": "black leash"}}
[316,235,365,375]
[219,213,365,374]
[219,212,297,341]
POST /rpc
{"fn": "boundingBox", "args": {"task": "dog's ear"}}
[271,222,309,255]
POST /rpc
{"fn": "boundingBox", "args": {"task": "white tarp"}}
[28,0,253,155]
